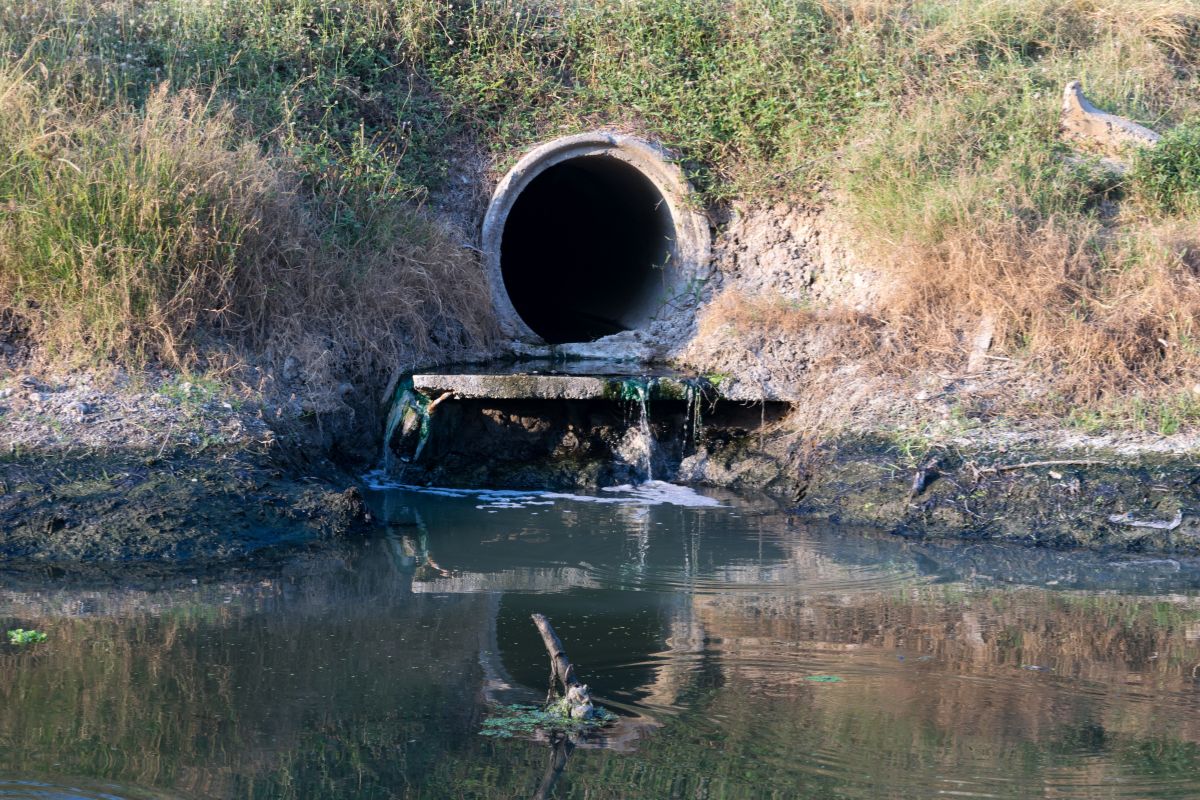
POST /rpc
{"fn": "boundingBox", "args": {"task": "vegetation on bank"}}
[0,0,1197,416]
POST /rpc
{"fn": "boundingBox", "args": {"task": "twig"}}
[978,459,1107,474]
[426,391,454,415]
[155,420,176,460]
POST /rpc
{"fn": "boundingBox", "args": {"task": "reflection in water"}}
[1,484,1200,798]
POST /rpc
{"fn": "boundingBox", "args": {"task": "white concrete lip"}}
[481,132,711,355]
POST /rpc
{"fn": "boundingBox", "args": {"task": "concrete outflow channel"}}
[381,134,782,489]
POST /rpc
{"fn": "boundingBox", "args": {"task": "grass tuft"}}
[0,64,494,390]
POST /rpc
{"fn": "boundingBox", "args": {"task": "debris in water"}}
[479,614,616,739]
[1107,509,1184,531]
[7,628,47,645]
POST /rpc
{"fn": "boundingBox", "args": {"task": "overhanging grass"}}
[0,70,494,388]
[1,0,1199,413]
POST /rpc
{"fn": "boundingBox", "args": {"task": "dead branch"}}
[531,613,595,720]
[978,459,1108,474]
[531,613,581,694]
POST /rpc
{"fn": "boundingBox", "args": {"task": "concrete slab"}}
[410,373,707,401]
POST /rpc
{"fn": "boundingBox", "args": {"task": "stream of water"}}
[3,482,1200,798]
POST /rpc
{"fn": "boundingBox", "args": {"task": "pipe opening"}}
[499,155,673,344]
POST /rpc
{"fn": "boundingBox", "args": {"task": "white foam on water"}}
[364,473,723,509]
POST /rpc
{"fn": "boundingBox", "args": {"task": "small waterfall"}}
[616,378,658,483]
[683,379,706,450]
[635,389,655,482]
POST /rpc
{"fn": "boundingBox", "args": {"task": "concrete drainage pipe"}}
[482,133,711,345]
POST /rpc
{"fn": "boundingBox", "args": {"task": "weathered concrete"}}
[411,372,708,401]
[481,132,711,351]
[1061,80,1161,158]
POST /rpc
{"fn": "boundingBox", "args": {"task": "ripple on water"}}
[11,477,1200,800]
[362,476,725,508]
[0,780,169,800]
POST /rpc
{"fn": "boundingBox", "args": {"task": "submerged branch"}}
[531,613,596,720]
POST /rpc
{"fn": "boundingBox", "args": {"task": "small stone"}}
[65,401,94,421]
[282,356,301,382]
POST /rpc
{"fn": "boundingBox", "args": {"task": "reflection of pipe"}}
[532,734,574,800]
[479,594,537,708]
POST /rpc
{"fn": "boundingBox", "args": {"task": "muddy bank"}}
[801,438,1200,552]
[0,363,388,570]
[686,429,1200,553]
[383,392,1200,554]
[0,448,372,569]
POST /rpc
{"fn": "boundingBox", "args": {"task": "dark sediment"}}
[791,436,1200,554]
[0,448,372,569]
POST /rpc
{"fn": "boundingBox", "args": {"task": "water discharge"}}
[378,376,437,474]
[4,485,1200,798]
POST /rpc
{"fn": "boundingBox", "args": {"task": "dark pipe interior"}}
[500,156,673,343]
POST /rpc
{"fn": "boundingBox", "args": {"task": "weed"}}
[479,703,616,739]
[891,428,937,468]
[1131,120,1200,216]
[7,628,47,645]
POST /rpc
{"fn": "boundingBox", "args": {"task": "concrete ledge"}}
[411,373,709,402]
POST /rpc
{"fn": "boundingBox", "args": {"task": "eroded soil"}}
[0,448,372,569]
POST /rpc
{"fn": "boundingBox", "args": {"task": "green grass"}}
[1131,119,1200,216]
[1,0,1199,416]
[0,0,886,199]
[7,628,47,645]
[1067,391,1200,436]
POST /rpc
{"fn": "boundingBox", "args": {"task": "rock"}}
[1060,81,1160,158]
[65,401,93,421]
[282,356,301,383]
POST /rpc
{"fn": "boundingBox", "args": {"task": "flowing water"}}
[4,482,1200,799]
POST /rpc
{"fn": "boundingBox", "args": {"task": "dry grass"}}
[697,289,878,356]
[692,289,883,410]
[0,69,495,394]
[874,217,1200,397]
[822,0,1200,409]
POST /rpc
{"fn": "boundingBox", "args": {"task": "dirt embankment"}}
[677,419,1200,554]
[0,450,371,568]
[0,368,377,570]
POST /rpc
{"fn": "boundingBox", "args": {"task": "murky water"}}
[4,483,1200,799]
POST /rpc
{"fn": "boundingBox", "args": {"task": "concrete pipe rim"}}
[481,132,711,346]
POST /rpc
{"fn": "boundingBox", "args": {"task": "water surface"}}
[3,483,1200,799]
